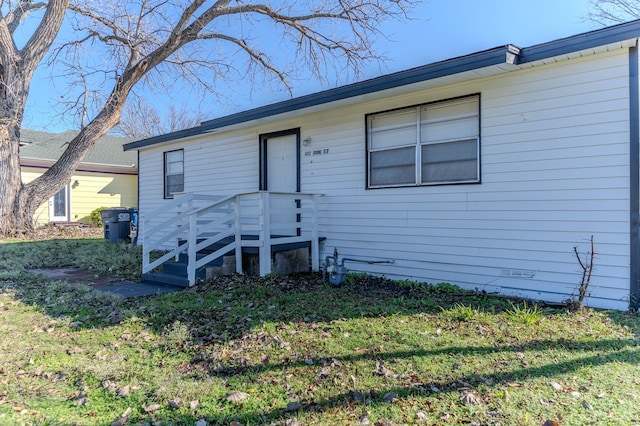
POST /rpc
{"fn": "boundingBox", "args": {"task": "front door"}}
[49,184,71,222]
[260,129,300,236]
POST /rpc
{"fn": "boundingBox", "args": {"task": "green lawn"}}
[0,237,638,425]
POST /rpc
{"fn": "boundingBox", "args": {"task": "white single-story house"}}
[124,19,640,311]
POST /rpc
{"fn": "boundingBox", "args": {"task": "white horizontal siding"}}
[137,47,633,310]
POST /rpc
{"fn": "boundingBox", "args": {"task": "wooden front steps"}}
[141,235,322,287]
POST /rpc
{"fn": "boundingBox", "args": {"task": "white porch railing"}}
[141,191,322,286]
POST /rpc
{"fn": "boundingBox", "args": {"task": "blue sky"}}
[378,0,595,70]
[24,0,601,132]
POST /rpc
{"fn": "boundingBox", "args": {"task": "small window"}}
[367,95,480,188]
[164,149,184,198]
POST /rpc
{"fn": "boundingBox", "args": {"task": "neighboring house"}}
[20,130,138,226]
[125,20,640,310]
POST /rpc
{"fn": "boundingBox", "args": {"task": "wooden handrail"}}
[141,191,323,285]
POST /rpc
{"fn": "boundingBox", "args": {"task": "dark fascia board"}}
[518,18,640,63]
[123,45,509,151]
[123,19,640,152]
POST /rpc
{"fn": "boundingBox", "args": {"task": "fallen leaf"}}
[460,391,483,405]
[143,404,161,412]
[168,399,182,408]
[103,380,118,393]
[550,381,563,391]
[382,392,398,403]
[117,386,130,398]
[111,417,127,426]
[73,397,89,406]
[226,391,250,403]
[190,400,199,410]
[415,411,428,420]
[472,374,493,385]
[373,361,398,378]
[110,418,127,426]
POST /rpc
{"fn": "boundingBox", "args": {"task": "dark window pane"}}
[370,147,415,186]
[367,95,480,188]
[165,174,184,197]
[422,139,478,183]
[53,187,66,217]
[164,149,184,198]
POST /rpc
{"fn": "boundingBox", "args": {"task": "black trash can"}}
[100,207,132,243]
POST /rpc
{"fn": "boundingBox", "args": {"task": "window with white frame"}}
[164,149,184,198]
[367,95,480,188]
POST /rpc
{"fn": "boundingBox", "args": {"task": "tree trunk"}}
[0,71,140,237]
[0,123,24,236]
[0,54,33,236]
[0,0,68,237]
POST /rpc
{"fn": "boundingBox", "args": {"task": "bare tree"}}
[0,0,412,236]
[114,101,205,140]
[587,0,640,25]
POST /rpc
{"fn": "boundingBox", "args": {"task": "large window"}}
[164,149,184,198]
[367,95,480,188]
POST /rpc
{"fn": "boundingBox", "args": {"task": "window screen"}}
[367,95,479,188]
[164,149,184,198]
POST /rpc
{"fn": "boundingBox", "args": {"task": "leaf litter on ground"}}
[0,236,639,425]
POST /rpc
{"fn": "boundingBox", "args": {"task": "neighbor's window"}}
[164,149,184,198]
[367,95,480,188]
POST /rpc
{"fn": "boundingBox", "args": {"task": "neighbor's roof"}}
[124,19,640,152]
[20,129,137,174]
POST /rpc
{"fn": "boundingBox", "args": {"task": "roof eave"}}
[21,157,137,174]
[124,45,514,151]
[123,19,640,152]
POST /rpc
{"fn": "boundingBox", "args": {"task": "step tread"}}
[141,272,189,288]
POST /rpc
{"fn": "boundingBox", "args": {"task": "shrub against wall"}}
[89,207,108,227]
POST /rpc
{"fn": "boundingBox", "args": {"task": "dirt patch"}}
[30,267,131,287]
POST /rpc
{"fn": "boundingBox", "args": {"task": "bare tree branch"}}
[6,1,48,35]
[197,32,291,92]
[587,0,640,25]
[20,0,67,70]
[0,0,414,235]
[114,99,205,139]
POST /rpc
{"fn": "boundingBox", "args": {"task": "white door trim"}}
[49,184,71,222]
[259,128,300,192]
